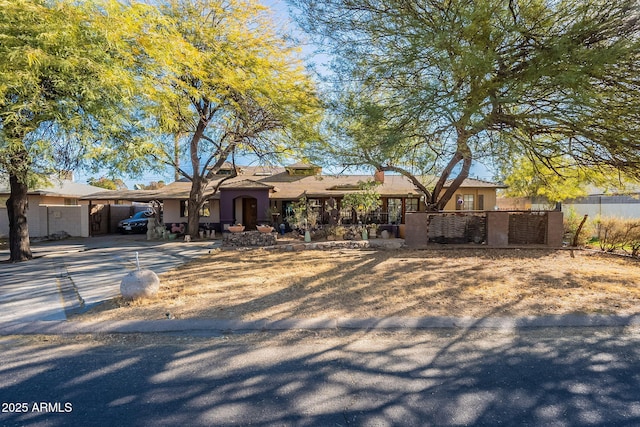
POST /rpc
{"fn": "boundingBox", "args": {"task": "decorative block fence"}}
[405,211,563,248]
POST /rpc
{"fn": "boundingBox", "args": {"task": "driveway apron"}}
[0,237,217,324]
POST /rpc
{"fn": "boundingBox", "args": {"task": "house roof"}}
[0,178,112,199]
[83,166,506,201]
[219,179,275,190]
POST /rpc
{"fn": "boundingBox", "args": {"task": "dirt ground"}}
[73,247,640,322]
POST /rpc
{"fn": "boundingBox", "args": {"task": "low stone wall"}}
[223,231,277,247]
[225,238,405,252]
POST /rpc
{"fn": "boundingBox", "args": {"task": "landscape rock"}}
[48,230,70,241]
[120,269,160,300]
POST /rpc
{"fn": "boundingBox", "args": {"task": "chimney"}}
[374,169,385,184]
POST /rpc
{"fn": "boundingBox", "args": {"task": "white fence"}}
[563,195,640,219]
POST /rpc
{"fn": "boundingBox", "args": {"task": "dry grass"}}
[75,248,640,321]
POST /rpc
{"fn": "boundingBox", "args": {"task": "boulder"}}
[120,269,160,300]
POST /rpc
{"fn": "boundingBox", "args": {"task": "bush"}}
[596,216,628,252]
[623,220,640,257]
[594,216,640,256]
[563,208,591,246]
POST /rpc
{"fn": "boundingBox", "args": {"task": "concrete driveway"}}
[0,234,218,324]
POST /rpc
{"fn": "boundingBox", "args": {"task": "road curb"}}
[0,314,639,336]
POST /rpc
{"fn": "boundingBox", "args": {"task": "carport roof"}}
[1,178,112,199]
[83,189,163,201]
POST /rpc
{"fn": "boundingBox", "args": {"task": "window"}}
[180,200,210,217]
[463,195,474,210]
[388,198,402,223]
[405,198,419,212]
[64,198,78,206]
[308,198,321,208]
[478,194,484,210]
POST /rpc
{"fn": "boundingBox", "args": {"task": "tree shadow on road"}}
[1,325,639,426]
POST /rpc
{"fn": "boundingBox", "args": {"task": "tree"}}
[341,181,382,223]
[87,177,127,191]
[290,0,640,210]
[0,0,157,261]
[140,0,322,238]
[135,181,166,191]
[499,155,634,203]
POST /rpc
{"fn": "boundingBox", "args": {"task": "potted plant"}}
[368,223,378,238]
[256,224,273,233]
[228,223,245,233]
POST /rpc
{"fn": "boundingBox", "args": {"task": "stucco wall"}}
[0,204,89,238]
[162,199,218,225]
[219,188,271,228]
[405,210,563,248]
[440,188,498,211]
[0,208,8,238]
[38,195,89,205]
[0,196,48,237]
[45,205,89,237]
[163,199,182,224]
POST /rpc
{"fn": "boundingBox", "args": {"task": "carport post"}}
[89,200,93,237]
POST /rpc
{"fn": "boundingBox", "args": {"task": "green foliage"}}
[0,0,155,182]
[87,177,116,190]
[340,181,382,222]
[501,156,634,203]
[0,0,162,260]
[0,0,322,258]
[563,208,591,246]
[141,0,322,166]
[129,0,323,236]
[135,181,166,191]
[286,195,318,231]
[290,0,640,210]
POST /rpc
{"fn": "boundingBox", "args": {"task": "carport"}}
[82,189,162,236]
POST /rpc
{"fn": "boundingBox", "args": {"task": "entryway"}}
[242,197,258,229]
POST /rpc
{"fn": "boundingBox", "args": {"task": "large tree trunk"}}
[6,173,32,262]
[434,152,472,211]
[429,131,474,211]
[187,176,204,239]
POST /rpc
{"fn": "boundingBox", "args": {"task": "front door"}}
[243,197,258,229]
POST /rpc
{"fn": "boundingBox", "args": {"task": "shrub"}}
[596,216,628,252]
[593,216,640,255]
[563,208,591,246]
[285,195,318,231]
[622,220,640,257]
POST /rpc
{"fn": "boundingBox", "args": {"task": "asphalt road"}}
[1,327,640,427]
